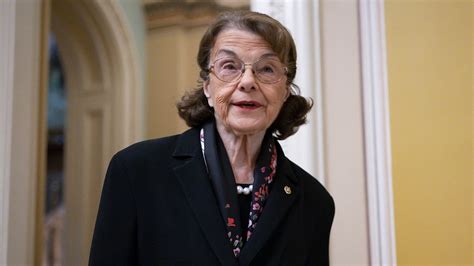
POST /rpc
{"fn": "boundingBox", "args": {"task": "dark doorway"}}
[44,33,66,266]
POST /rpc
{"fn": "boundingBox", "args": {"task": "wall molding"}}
[0,1,15,263]
[50,0,144,263]
[145,1,248,29]
[359,0,397,264]
[99,0,145,144]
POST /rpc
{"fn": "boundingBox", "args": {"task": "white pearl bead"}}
[236,185,253,195]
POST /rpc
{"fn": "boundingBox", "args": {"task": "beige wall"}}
[146,24,206,138]
[320,0,371,263]
[385,0,472,264]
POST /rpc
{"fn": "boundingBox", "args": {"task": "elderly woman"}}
[90,10,334,266]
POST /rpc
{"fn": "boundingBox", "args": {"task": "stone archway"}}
[50,0,142,264]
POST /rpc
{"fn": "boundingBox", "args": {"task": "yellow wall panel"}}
[146,25,206,138]
[385,0,472,264]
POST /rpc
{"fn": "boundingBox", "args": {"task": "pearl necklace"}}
[236,185,253,195]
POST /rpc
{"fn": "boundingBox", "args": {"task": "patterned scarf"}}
[200,121,277,257]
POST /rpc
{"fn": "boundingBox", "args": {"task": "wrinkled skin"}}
[203,29,289,184]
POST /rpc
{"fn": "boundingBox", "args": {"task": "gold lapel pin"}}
[284,186,292,195]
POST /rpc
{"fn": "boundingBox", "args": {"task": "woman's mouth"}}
[232,101,262,110]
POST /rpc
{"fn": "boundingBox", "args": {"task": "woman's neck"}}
[216,123,265,184]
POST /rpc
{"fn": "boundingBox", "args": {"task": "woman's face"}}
[203,29,289,136]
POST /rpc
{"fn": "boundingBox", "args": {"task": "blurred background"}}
[0,0,471,265]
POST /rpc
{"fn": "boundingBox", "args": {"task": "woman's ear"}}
[203,80,214,107]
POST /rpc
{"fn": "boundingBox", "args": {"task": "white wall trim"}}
[100,0,145,144]
[311,0,326,185]
[251,0,326,183]
[0,1,15,263]
[359,0,397,264]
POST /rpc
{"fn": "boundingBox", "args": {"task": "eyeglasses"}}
[207,57,288,84]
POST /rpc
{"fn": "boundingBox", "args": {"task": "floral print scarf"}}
[200,121,277,257]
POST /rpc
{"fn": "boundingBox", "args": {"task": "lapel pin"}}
[284,186,292,195]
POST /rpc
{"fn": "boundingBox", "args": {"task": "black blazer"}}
[89,127,335,266]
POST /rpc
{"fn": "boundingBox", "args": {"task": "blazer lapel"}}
[239,148,300,265]
[172,128,237,266]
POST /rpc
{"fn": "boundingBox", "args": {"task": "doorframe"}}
[50,0,143,264]
[359,0,397,264]
[0,0,144,264]
[0,0,49,264]
[0,1,16,264]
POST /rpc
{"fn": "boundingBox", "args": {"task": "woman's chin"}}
[216,116,270,137]
[226,123,267,137]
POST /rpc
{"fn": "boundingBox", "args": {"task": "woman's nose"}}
[238,67,257,91]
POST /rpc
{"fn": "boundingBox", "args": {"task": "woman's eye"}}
[222,63,237,70]
[259,65,275,73]
[219,60,240,70]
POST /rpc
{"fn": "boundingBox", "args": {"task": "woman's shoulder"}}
[112,127,200,165]
[116,135,178,158]
[284,158,334,208]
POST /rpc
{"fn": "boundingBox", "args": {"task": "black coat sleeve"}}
[306,194,335,266]
[89,154,137,265]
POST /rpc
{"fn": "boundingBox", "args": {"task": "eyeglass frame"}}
[206,57,289,84]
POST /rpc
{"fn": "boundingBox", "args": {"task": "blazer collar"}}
[172,127,200,158]
[239,143,300,265]
[172,127,238,265]
[172,128,300,265]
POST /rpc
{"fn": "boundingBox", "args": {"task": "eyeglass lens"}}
[212,57,286,84]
